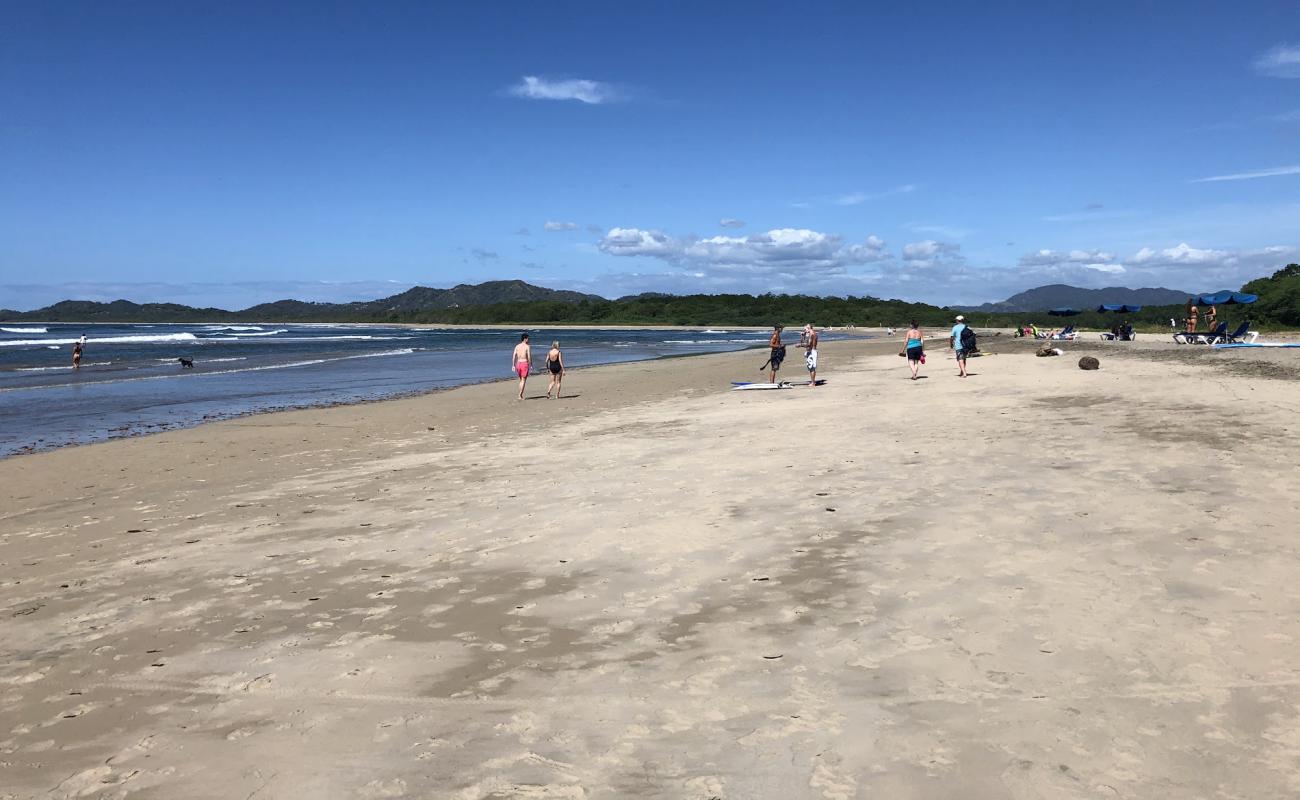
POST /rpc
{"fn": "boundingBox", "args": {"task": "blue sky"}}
[3,0,1299,310]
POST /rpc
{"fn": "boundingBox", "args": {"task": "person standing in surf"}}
[799,324,819,387]
[766,324,786,384]
[71,339,83,370]
[545,340,565,399]
[905,319,925,380]
[511,333,532,400]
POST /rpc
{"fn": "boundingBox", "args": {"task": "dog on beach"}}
[178,357,194,368]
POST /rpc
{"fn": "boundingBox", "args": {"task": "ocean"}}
[0,323,850,456]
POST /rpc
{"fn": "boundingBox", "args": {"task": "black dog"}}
[178,357,194,369]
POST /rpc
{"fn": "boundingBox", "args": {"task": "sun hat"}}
[955,315,965,321]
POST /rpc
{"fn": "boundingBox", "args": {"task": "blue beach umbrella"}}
[1098,304,1143,313]
[1195,291,1257,305]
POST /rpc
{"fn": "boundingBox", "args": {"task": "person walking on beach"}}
[71,339,83,370]
[511,333,532,399]
[545,340,565,399]
[799,324,819,387]
[765,324,786,383]
[905,319,925,380]
[949,315,970,378]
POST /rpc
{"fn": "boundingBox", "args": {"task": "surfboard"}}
[1212,342,1300,349]
[731,379,826,390]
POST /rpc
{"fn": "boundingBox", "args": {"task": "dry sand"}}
[3,334,1300,799]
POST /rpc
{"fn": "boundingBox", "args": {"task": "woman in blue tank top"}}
[905,320,925,380]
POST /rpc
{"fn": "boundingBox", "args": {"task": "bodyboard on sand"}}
[731,379,826,390]
[1212,342,1300,349]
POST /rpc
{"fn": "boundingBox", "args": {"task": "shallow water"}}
[0,323,847,455]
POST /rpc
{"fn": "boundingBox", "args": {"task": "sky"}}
[3,0,1300,310]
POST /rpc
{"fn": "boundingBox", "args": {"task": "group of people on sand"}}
[508,316,979,399]
[1184,299,1216,333]
[510,333,566,400]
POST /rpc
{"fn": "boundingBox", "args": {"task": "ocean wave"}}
[0,332,199,348]
[661,338,767,345]
[203,325,264,331]
[156,356,248,363]
[203,328,288,337]
[13,361,112,372]
[2,327,48,334]
[702,329,730,334]
[0,348,415,392]
[195,334,410,343]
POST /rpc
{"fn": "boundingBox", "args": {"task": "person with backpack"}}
[949,315,974,378]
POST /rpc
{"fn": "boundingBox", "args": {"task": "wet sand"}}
[3,334,1300,799]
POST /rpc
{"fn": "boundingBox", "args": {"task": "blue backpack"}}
[959,325,977,352]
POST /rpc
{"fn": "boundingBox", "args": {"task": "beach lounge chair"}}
[1173,321,1226,345]
[1219,320,1258,344]
[1048,325,1077,340]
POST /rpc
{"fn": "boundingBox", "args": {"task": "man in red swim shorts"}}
[511,333,532,399]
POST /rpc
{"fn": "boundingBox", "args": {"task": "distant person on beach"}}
[71,340,83,370]
[949,315,970,378]
[1205,304,1217,330]
[511,333,531,399]
[545,341,565,399]
[799,324,819,387]
[905,320,925,380]
[1185,299,1198,333]
[766,324,786,383]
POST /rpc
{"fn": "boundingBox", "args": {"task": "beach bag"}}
[959,326,977,352]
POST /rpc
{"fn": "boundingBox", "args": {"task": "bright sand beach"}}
[3,335,1300,799]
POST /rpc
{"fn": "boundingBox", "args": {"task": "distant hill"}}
[1,280,606,323]
[968,284,1193,313]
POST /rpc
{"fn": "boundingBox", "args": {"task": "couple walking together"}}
[903,315,973,379]
[511,333,565,400]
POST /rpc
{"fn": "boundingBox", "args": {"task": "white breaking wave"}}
[702,329,730,334]
[0,348,415,392]
[14,361,112,372]
[197,334,409,343]
[0,332,199,348]
[203,325,264,332]
[204,328,288,337]
[2,327,48,334]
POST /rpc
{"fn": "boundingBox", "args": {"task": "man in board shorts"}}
[767,324,786,383]
[511,333,531,399]
[800,324,819,387]
[949,315,970,378]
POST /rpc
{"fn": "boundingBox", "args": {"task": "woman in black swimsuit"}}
[545,341,565,399]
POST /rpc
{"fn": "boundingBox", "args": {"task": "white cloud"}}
[544,221,579,231]
[1191,165,1300,182]
[1130,242,1229,265]
[719,218,746,228]
[834,192,867,206]
[1019,248,1119,267]
[507,76,621,104]
[596,226,891,291]
[901,240,959,262]
[1254,43,1300,78]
